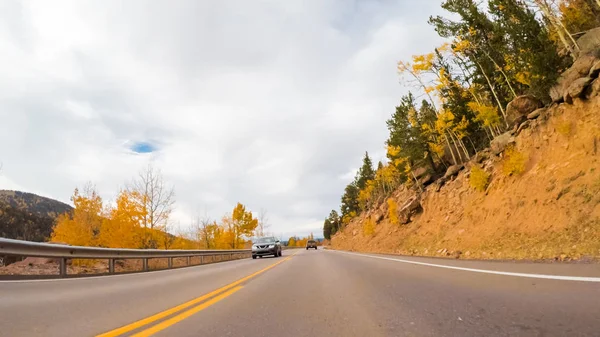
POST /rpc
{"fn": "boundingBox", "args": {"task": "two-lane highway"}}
[1,248,600,336]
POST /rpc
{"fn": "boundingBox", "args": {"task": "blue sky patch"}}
[130,142,156,154]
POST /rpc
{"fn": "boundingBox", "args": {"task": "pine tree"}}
[340,182,359,224]
[356,152,375,190]
[323,218,332,240]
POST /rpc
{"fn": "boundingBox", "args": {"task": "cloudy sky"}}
[0,0,446,238]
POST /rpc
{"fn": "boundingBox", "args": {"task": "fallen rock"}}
[398,197,422,225]
[565,77,593,103]
[419,174,433,186]
[412,166,428,179]
[516,120,531,135]
[375,211,384,223]
[506,95,543,127]
[352,229,358,236]
[473,150,489,164]
[490,132,516,155]
[589,61,600,78]
[590,79,600,98]
[431,179,445,192]
[550,54,598,102]
[576,27,600,55]
[444,164,463,179]
[527,108,545,120]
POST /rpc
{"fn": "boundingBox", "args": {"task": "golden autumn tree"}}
[51,184,103,246]
[128,163,175,249]
[222,203,258,249]
[97,190,145,248]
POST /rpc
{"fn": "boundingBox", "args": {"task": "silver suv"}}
[252,236,282,259]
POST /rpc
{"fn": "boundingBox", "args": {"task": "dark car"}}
[252,236,282,259]
[306,240,317,250]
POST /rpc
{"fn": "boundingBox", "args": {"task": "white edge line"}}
[329,250,600,283]
[0,257,254,283]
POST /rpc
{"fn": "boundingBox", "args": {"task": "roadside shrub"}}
[502,146,526,176]
[469,166,490,192]
[387,198,399,225]
[363,218,375,236]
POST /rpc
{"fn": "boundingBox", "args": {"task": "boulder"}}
[516,120,531,135]
[444,164,463,179]
[419,174,433,186]
[589,61,600,79]
[564,77,593,103]
[576,27,600,55]
[550,54,598,102]
[412,166,428,179]
[527,108,545,120]
[473,150,490,164]
[398,197,422,225]
[490,132,516,155]
[506,95,543,127]
[590,79,600,98]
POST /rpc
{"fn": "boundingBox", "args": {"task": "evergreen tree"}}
[328,210,340,234]
[488,0,568,101]
[340,182,360,224]
[356,152,375,190]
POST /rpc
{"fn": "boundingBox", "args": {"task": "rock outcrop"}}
[550,29,600,102]
[490,132,515,155]
[397,197,422,224]
[506,95,543,126]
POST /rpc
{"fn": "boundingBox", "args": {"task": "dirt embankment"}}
[332,84,600,262]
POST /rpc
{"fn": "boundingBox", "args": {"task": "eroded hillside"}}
[332,66,600,261]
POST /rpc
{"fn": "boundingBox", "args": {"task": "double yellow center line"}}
[97,252,297,337]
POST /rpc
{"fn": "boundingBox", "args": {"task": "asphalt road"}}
[1,248,600,337]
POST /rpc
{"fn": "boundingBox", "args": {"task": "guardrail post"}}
[230,253,233,260]
[186,256,191,266]
[59,258,67,277]
[143,258,148,271]
[200,255,204,264]
[108,259,115,274]
[168,257,173,269]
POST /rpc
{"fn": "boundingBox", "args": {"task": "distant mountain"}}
[0,190,73,242]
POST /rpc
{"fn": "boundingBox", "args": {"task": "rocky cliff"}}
[332,33,600,261]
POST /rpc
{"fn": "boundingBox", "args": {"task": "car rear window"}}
[308,240,316,243]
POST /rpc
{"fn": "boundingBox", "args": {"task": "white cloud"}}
[0,0,446,237]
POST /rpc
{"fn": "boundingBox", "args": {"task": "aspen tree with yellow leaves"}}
[325,0,590,239]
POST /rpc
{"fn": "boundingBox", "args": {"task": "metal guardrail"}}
[0,238,251,277]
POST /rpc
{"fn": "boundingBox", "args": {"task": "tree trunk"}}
[475,60,508,126]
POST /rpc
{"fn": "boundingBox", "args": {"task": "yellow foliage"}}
[452,38,471,54]
[502,146,526,176]
[98,191,145,248]
[468,101,501,128]
[342,211,357,225]
[51,187,103,246]
[363,218,375,236]
[469,166,490,192]
[515,71,531,86]
[288,237,296,247]
[411,52,435,73]
[387,198,399,225]
[358,180,376,210]
[386,144,401,158]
